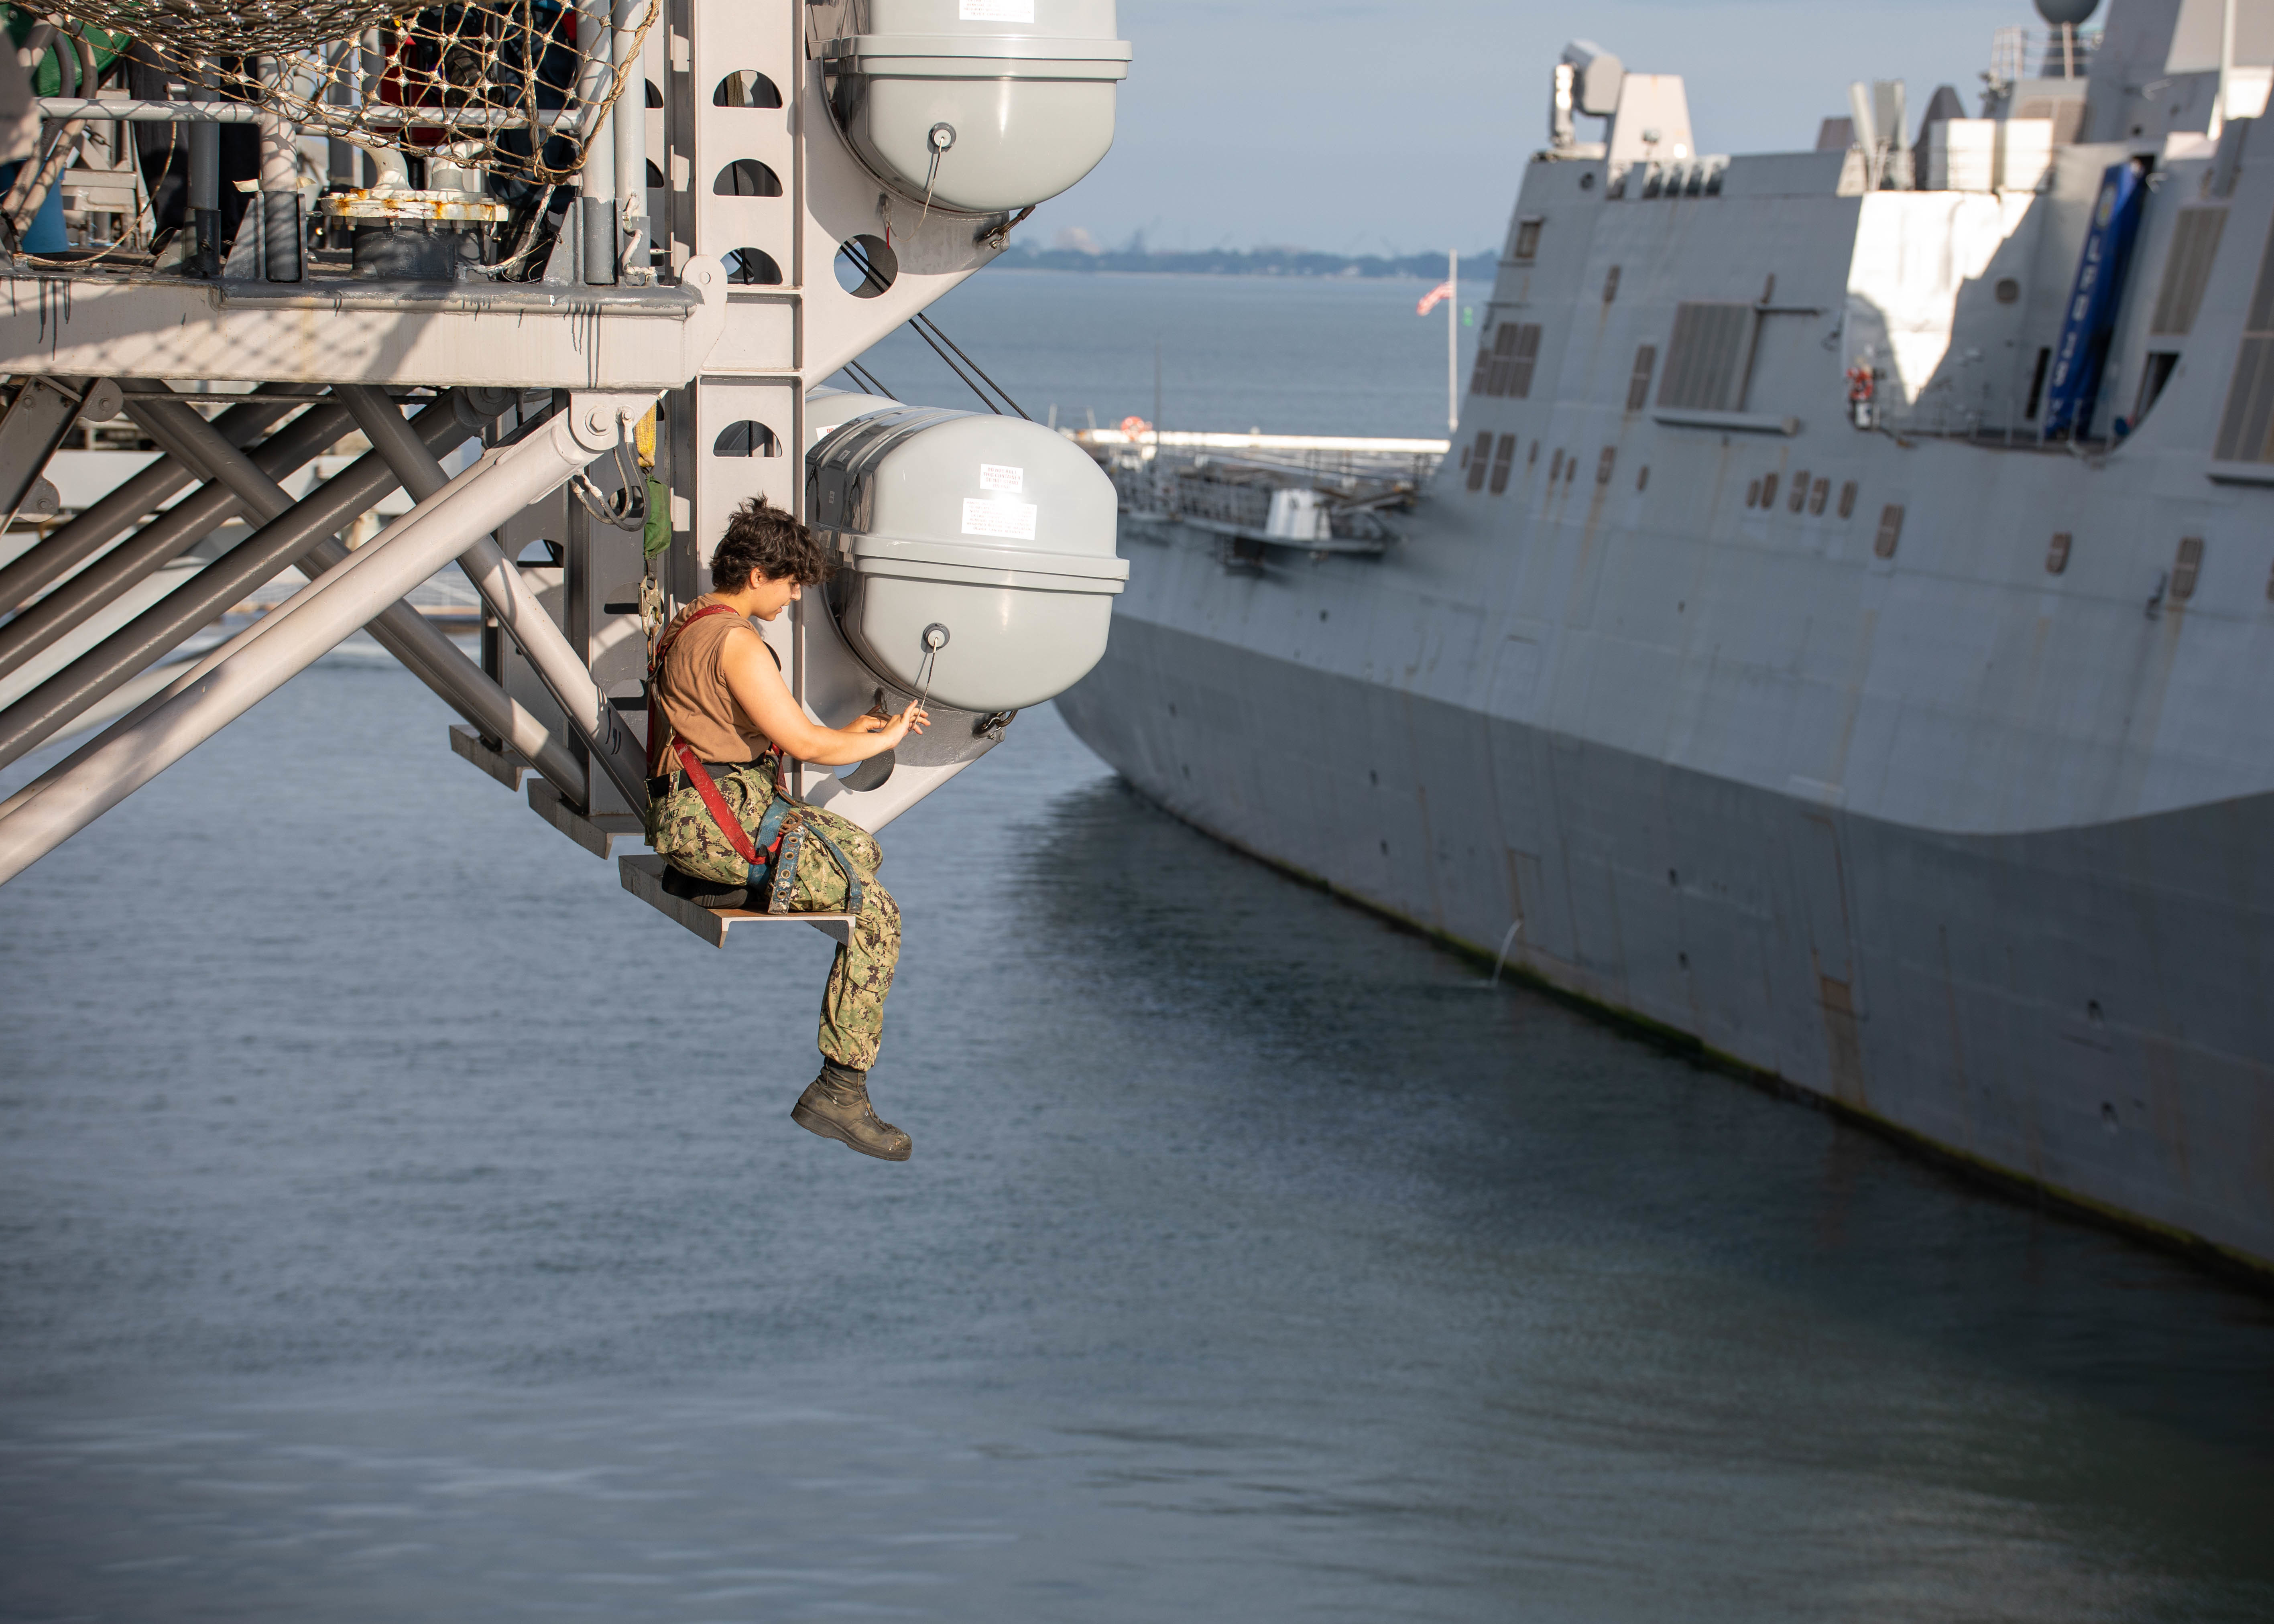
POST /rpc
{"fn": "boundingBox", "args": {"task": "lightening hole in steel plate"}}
[714,159,782,197]
[713,421,783,458]
[714,71,783,108]
[836,234,897,297]
[722,247,783,285]
[841,751,895,792]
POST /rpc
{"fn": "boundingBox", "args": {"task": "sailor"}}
[646,496,929,1161]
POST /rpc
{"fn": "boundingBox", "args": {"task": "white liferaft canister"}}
[822,0,1132,214]
[810,406,1129,714]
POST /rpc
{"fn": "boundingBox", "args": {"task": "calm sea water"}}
[2,275,2272,1622]
[843,267,1464,439]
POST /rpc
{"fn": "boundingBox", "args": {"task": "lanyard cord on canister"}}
[913,622,949,711]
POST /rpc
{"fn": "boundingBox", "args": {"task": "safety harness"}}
[647,603,866,915]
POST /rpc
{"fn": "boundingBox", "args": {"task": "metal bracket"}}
[529,775,642,858]
[449,724,526,791]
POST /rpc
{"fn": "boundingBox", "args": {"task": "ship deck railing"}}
[1070,427,1445,484]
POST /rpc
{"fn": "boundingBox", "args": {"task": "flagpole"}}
[1446,248,1458,434]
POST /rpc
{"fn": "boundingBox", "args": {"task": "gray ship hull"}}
[1060,600,2274,1270]
[1056,9,2274,1270]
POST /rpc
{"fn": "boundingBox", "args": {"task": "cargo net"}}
[59,1,657,185]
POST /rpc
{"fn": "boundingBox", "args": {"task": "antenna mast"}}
[1447,249,1459,435]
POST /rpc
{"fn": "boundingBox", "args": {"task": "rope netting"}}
[51,1,655,183]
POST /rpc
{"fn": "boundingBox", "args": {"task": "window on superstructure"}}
[1657,302,1755,412]
[1595,448,1616,485]
[2046,532,2072,574]
[1745,478,1760,507]
[2151,209,2226,335]
[1512,217,1544,262]
[1760,472,1779,508]
[1874,505,1905,559]
[1837,480,1858,518]
[1603,265,1621,304]
[1808,477,1829,515]
[1466,432,1493,492]
[1481,323,1544,398]
[1489,434,1517,494]
[2215,215,2274,461]
[2171,536,2204,600]
[1626,345,1657,412]
[1788,471,1810,513]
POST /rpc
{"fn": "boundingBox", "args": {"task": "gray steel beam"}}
[125,393,325,526]
[31,388,589,795]
[0,551,585,813]
[0,395,644,884]
[337,386,651,809]
[577,0,618,286]
[319,572,588,800]
[0,377,87,525]
[0,388,312,615]
[0,398,474,772]
[612,0,650,284]
[0,398,352,683]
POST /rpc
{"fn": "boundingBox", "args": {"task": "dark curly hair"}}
[710,496,835,592]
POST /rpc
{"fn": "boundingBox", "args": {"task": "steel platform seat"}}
[619,855,856,948]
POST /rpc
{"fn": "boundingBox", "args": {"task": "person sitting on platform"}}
[646,496,928,1161]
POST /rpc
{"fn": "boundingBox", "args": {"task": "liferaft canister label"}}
[963,497,1039,541]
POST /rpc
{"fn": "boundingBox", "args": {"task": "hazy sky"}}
[1043,1,2049,254]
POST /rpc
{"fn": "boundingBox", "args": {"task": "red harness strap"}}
[648,602,771,869]
[673,739,760,865]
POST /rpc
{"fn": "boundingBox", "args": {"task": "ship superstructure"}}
[1060,0,2274,1270]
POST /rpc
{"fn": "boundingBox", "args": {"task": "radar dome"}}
[2034,0,2100,25]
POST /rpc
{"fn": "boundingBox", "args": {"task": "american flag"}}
[1416,280,1456,316]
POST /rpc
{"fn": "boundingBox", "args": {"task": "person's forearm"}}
[787,725,896,767]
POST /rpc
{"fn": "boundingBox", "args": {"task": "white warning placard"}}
[959,0,1033,20]
[978,463,1025,492]
[962,497,1038,541]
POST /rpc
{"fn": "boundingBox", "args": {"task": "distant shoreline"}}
[996,246,1499,281]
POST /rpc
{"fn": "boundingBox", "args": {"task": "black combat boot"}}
[791,1059,912,1161]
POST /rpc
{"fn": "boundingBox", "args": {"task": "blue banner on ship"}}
[2042,160,2148,440]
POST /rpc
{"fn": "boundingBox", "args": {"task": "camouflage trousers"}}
[648,761,901,1071]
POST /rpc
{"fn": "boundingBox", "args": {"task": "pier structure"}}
[0,0,1133,939]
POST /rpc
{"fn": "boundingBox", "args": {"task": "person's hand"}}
[876,699,930,748]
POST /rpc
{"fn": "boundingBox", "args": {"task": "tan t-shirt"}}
[651,604,773,764]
